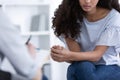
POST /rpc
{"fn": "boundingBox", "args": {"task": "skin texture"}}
[27,43,36,59]
[79,0,99,13]
[51,0,109,63]
[27,43,42,80]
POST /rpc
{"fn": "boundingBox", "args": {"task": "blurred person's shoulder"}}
[0,7,10,23]
[0,6,16,31]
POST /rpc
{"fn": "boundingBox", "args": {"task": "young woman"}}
[51,0,120,80]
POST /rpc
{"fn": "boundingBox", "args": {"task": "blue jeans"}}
[42,74,48,80]
[67,61,120,80]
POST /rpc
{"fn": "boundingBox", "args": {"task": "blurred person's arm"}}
[26,43,42,80]
[26,43,36,59]
[0,8,41,80]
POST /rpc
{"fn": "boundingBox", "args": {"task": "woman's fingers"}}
[51,51,64,62]
[51,47,62,54]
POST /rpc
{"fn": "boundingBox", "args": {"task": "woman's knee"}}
[67,62,81,75]
[67,61,97,80]
[67,63,77,80]
[68,61,95,74]
[74,61,97,80]
[67,63,76,74]
[76,61,95,70]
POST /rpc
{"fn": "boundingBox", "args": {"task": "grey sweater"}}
[0,8,38,80]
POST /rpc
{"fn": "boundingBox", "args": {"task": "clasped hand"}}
[51,45,71,62]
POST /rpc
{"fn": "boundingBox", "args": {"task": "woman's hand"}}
[51,45,71,62]
[26,43,36,59]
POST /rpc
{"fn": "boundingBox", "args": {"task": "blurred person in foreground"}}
[0,5,42,80]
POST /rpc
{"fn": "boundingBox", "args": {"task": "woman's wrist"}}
[67,51,74,61]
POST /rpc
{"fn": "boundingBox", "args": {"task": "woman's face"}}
[79,0,99,13]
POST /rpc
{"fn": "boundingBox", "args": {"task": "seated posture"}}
[0,6,42,80]
[51,0,120,80]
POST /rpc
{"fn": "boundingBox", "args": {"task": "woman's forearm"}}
[65,38,81,63]
[69,46,108,62]
[65,38,81,52]
[69,51,100,62]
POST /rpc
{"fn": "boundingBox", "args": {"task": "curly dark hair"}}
[52,0,120,39]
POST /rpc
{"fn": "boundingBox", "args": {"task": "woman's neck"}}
[85,8,110,22]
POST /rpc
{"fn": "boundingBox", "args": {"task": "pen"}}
[25,35,40,50]
[26,35,32,45]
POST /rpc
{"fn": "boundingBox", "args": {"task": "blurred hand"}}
[26,43,36,59]
[51,45,71,62]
